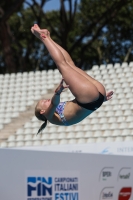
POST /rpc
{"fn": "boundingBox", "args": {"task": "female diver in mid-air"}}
[31,24,113,134]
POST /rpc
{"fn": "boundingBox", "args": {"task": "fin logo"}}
[118,187,132,200]
[27,177,52,197]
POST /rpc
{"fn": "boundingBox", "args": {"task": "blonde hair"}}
[35,103,47,135]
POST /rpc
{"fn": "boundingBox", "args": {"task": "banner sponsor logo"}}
[99,167,113,181]
[100,187,114,200]
[25,171,79,200]
[118,187,132,200]
[101,147,113,155]
[118,168,131,181]
[27,177,52,199]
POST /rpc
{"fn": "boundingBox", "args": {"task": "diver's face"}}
[39,99,51,114]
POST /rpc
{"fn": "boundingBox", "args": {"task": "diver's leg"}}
[31,25,99,103]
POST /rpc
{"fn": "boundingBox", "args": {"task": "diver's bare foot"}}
[31,24,50,40]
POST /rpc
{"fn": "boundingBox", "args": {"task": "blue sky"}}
[24,0,80,11]
[44,0,80,11]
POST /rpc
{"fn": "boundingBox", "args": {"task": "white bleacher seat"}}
[82,118,89,125]
[121,129,131,136]
[115,136,123,142]
[77,138,86,144]
[25,141,33,146]
[67,132,75,139]
[92,65,99,71]
[16,141,25,147]
[105,137,114,142]
[101,124,110,130]
[124,136,133,141]
[57,126,66,133]
[49,133,58,140]
[96,137,105,143]
[60,139,68,145]
[12,112,19,118]
[0,141,8,148]
[48,127,57,133]
[114,63,120,68]
[106,111,115,117]
[8,142,16,147]
[121,104,130,110]
[68,138,77,144]
[125,71,132,78]
[119,99,127,105]
[24,128,32,135]
[110,99,119,105]
[26,100,34,106]
[24,122,32,128]
[115,110,123,116]
[31,128,38,134]
[112,105,121,111]
[31,116,38,122]
[110,73,117,79]
[19,106,26,112]
[84,131,93,138]
[10,73,16,78]
[58,133,67,139]
[33,140,42,146]
[83,124,92,131]
[111,78,119,84]
[16,135,24,141]
[103,130,112,137]
[33,135,41,141]
[50,140,59,145]
[92,124,101,131]
[0,124,4,130]
[94,130,103,137]
[90,118,99,124]
[75,131,84,138]
[110,123,119,130]
[107,64,113,69]
[16,128,24,135]
[97,111,106,117]
[41,133,49,140]
[24,135,32,141]
[100,64,106,70]
[129,61,133,66]
[119,122,128,129]
[112,129,121,136]
[123,88,131,93]
[3,118,11,124]
[129,123,133,128]
[42,140,50,145]
[117,116,125,123]
[121,62,128,68]
[124,110,132,116]
[32,121,41,128]
[126,93,133,99]
[8,135,15,142]
[126,116,133,122]
[108,69,115,75]
[74,125,83,132]
[86,138,96,143]
[34,94,41,100]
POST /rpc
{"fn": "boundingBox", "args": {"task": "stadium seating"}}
[0,61,133,148]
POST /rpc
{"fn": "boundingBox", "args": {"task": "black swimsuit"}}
[76,92,104,111]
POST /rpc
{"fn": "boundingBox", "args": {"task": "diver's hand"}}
[55,79,69,95]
